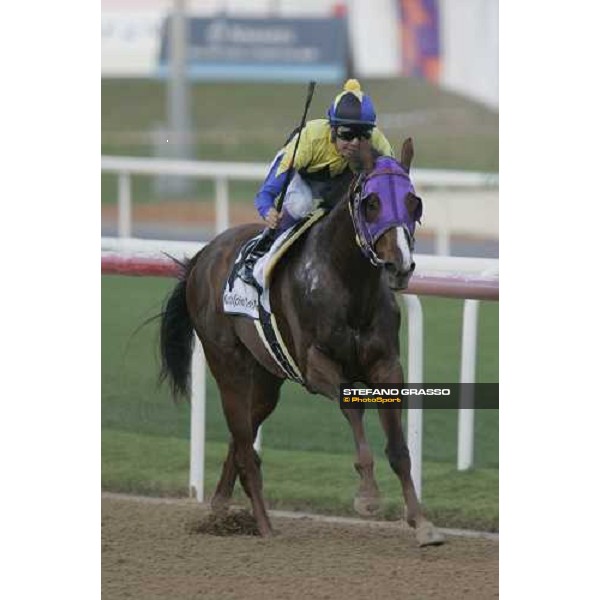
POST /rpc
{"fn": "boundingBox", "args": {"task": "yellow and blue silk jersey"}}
[254,119,394,218]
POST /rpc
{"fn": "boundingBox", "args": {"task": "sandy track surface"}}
[102,494,498,600]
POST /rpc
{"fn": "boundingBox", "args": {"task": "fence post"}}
[215,177,229,234]
[401,294,424,499]
[190,335,206,502]
[117,172,132,238]
[434,225,451,256]
[434,199,451,256]
[457,299,480,470]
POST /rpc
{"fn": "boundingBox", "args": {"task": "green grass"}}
[102,275,498,529]
[101,78,498,204]
[102,430,498,531]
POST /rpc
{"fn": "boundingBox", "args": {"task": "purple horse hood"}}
[361,157,422,240]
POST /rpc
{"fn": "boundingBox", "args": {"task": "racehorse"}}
[159,139,444,546]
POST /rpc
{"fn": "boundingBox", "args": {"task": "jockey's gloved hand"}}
[264,207,282,229]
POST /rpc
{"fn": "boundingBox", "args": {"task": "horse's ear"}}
[360,140,375,172]
[405,192,423,223]
[400,138,414,172]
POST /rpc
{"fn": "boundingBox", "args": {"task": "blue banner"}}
[158,16,348,83]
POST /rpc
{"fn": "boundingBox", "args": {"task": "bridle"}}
[347,163,418,268]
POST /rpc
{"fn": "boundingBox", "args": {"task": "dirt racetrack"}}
[102,494,498,600]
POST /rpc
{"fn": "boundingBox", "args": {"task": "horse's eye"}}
[367,196,379,210]
[364,195,380,222]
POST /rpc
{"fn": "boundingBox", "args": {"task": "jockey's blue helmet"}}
[327,79,377,128]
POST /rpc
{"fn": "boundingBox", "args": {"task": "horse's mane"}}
[320,169,356,210]
[320,147,385,211]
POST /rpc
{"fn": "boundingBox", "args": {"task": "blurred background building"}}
[102,0,498,108]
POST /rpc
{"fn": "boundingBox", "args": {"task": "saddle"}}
[222,209,326,383]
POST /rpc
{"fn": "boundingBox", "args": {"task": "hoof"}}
[257,521,275,538]
[353,494,382,517]
[416,521,445,547]
[210,497,230,516]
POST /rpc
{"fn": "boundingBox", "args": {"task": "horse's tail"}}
[158,254,199,400]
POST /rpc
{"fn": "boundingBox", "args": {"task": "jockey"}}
[240,78,395,284]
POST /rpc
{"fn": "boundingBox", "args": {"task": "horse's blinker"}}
[349,157,420,267]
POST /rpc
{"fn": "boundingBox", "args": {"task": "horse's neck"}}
[317,194,381,299]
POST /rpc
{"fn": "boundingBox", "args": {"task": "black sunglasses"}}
[336,127,373,141]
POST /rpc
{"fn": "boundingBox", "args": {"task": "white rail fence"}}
[101,156,499,254]
[101,237,498,502]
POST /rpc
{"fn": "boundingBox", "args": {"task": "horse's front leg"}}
[368,360,445,546]
[305,345,382,516]
[340,406,382,516]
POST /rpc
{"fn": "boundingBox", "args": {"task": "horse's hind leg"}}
[211,441,236,514]
[235,370,282,520]
[204,342,280,536]
[340,406,381,516]
[211,370,282,515]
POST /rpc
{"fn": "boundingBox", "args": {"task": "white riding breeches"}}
[283,173,315,220]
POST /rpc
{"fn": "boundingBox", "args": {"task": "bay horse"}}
[159,139,444,546]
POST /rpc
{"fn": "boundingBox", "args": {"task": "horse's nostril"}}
[410,262,416,272]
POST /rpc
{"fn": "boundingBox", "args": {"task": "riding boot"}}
[238,228,277,285]
[239,210,301,285]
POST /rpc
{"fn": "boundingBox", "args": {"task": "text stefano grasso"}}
[342,388,451,396]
